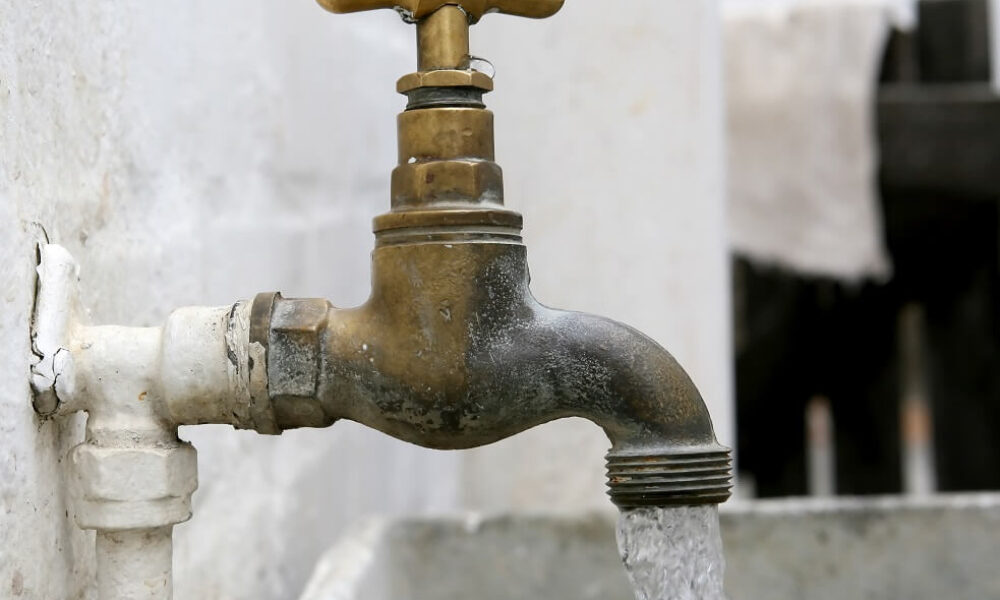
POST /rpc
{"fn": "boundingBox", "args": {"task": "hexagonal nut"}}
[72,442,197,530]
[397,70,494,94]
[73,443,198,503]
[392,160,504,207]
[268,297,330,399]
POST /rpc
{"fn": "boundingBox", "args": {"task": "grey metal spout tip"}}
[606,445,733,509]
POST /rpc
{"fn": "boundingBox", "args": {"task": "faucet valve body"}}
[249,0,735,509]
[250,263,733,508]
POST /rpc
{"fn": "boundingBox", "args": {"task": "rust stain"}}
[138,391,147,402]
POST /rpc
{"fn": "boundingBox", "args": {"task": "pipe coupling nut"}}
[71,442,197,531]
[267,297,332,428]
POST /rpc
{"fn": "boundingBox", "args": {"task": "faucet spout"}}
[256,237,731,508]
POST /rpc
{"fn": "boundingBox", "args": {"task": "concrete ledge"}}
[301,494,1000,600]
[723,494,1000,600]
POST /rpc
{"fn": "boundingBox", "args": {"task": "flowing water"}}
[616,506,727,600]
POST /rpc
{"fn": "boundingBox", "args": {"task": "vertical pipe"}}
[806,395,836,497]
[899,303,937,496]
[96,527,173,600]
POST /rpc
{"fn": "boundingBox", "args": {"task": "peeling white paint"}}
[29,245,82,413]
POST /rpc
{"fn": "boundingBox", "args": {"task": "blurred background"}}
[2,0,999,598]
[732,0,1000,499]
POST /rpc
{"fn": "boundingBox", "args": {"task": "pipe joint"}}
[29,245,277,538]
[72,442,198,531]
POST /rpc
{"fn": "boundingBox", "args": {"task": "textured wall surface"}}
[0,1,728,598]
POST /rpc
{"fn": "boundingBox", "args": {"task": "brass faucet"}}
[248,0,732,508]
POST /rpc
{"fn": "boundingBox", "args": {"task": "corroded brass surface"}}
[316,0,565,21]
[391,104,503,224]
[391,159,503,208]
[373,208,521,230]
[398,108,494,163]
[371,208,522,243]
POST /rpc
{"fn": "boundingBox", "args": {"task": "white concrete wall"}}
[0,1,728,598]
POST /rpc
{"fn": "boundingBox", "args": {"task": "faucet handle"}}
[316,0,565,22]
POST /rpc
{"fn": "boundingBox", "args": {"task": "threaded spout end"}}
[606,447,733,508]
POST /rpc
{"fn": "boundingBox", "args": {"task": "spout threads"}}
[606,448,732,508]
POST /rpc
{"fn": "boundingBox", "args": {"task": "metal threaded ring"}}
[606,447,733,508]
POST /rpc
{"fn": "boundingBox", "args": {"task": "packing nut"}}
[392,160,503,207]
[397,70,494,94]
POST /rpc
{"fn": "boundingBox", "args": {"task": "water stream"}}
[616,506,727,600]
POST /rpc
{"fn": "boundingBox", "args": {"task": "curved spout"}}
[257,238,731,507]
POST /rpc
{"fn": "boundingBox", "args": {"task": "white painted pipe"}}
[97,527,173,600]
[30,244,263,600]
